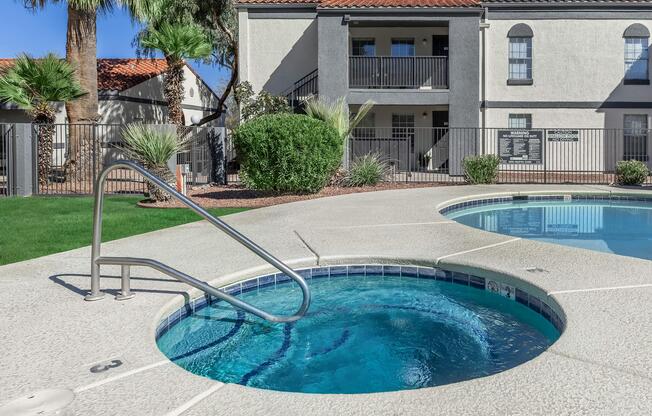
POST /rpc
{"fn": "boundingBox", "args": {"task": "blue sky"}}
[0,1,228,91]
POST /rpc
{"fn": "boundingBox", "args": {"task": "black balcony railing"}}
[349,56,448,89]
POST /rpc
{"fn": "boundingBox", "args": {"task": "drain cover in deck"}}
[0,389,74,416]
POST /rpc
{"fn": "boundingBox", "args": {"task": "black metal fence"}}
[349,56,448,89]
[176,126,226,189]
[22,124,652,193]
[1,124,16,197]
[225,133,240,184]
[33,124,224,195]
[349,127,652,184]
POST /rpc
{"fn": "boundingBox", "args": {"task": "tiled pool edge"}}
[155,264,565,341]
[439,192,652,216]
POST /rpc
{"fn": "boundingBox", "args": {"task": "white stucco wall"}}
[485,19,652,103]
[238,10,318,94]
[481,18,652,170]
[484,107,652,130]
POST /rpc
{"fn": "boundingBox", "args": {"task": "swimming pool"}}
[444,195,652,261]
[157,266,560,394]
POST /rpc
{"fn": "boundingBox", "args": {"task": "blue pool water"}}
[445,198,652,261]
[157,273,558,394]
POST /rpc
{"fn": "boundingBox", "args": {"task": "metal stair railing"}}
[86,160,311,323]
[283,69,318,110]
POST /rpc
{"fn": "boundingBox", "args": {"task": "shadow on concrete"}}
[49,273,191,299]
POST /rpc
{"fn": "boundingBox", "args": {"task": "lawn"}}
[0,196,249,266]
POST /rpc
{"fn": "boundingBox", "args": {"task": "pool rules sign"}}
[498,130,543,164]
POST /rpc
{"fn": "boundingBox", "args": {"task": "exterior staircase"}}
[282,69,318,111]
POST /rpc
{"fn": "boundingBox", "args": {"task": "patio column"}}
[448,16,481,176]
[318,13,351,168]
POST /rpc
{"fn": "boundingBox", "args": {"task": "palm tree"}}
[0,54,85,185]
[140,22,212,126]
[25,0,157,176]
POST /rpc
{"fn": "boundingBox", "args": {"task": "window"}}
[352,38,375,57]
[625,37,649,82]
[507,23,533,85]
[392,113,415,139]
[391,39,415,57]
[508,114,532,129]
[509,38,532,82]
[624,115,648,161]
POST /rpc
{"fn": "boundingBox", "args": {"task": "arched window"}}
[624,24,650,84]
[507,24,533,85]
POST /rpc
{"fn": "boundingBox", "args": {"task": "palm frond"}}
[120,0,168,22]
[67,0,114,13]
[25,0,162,18]
[0,53,86,114]
[140,22,212,63]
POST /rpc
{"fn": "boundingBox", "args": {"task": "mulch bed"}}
[138,182,454,209]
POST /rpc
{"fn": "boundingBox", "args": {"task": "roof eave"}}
[236,3,319,9]
[482,2,652,10]
[318,6,483,13]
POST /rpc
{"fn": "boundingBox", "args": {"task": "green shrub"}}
[345,152,389,187]
[616,160,649,186]
[463,154,500,184]
[233,113,342,193]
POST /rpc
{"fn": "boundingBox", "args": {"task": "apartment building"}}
[237,0,652,176]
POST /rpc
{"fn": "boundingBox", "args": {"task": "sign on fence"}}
[547,129,580,142]
[498,130,543,164]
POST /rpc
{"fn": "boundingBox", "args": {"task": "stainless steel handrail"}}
[86,160,311,323]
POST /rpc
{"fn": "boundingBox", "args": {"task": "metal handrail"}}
[87,160,311,323]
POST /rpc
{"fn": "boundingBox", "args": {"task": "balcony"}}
[349,56,448,89]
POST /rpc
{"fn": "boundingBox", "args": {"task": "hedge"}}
[233,113,342,193]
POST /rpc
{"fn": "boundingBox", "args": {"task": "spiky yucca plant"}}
[121,124,187,201]
[0,54,85,186]
[140,23,212,127]
[304,97,374,140]
[344,152,390,187]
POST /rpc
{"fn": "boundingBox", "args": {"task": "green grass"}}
[0,196,249,266]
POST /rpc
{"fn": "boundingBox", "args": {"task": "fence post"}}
[12,124,34,196]
[208,127,226,185]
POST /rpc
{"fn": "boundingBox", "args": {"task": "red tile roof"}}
[237,0,479,5]
[0,59,16,72]
[320,0,478,6]
[0,58,169,92]
[97,58,168,91]
[238,0,319,3]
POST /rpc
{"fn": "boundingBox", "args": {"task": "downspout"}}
[480,7,490,154]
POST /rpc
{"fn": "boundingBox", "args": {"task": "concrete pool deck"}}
[1,184,652,415]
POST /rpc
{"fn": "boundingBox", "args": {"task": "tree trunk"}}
[146,165,175,202]
[33,107,56,188]
[165,58,186,127]
[65,5,99,180]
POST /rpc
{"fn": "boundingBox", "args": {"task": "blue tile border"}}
[155,264,566,339]
[440,193,652,216]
